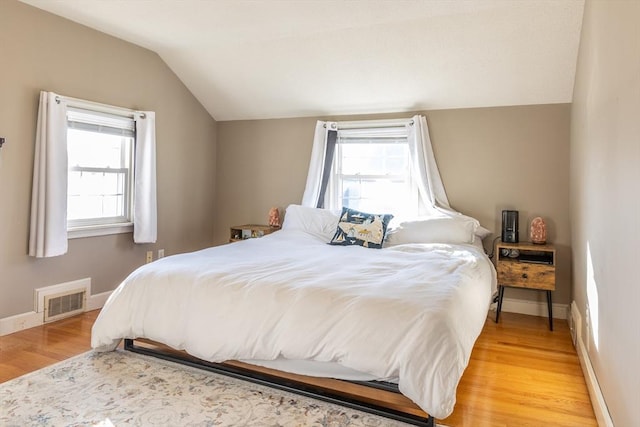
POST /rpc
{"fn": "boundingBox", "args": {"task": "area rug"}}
[0,350,440,426]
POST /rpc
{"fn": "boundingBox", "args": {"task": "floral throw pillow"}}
[329,207,394,249]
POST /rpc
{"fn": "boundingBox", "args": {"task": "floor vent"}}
[44,290,86,322]
[35,278,90,323]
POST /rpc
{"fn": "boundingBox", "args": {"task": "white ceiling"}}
[20,0,585,121]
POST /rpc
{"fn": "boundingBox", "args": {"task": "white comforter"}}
[92,229,496,419]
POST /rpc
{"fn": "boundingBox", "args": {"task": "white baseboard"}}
[575,312,614,426]
[499,297,568,319]
[0,311,42,336]
[87,291,112,311]
[0,290,112,337]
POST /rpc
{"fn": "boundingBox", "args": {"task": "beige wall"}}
[0,1,217,319]
[570,1,640,425]
[216,104,572,304]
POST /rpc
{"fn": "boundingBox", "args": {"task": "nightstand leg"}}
[495,285,505,323]
[547,290,554,331]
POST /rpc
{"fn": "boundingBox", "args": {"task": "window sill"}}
[68,223,133,239]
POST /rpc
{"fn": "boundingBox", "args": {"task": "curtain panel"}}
[301,121,338,208]
[28,91,69,258]
[133,112,157,243]
[406,114,457,217]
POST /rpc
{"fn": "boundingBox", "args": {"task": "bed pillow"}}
[329,207,394,249]
[384,216,479,246]
[281,204,340,242]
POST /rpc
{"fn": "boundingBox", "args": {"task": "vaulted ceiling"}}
[20,0,585,121]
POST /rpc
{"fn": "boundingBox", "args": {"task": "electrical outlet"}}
[158,249,165,259]
[146,251,153,263]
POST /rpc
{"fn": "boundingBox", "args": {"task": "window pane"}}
[67,171,126,220]
[67,129,132,169]
[341,143,408,175]
[341,177,412,214]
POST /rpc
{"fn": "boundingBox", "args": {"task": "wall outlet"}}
[146,251,153,263]
[158,249,165,259]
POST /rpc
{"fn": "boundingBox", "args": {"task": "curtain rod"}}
[324,118,414,130]
[54,95,146,119]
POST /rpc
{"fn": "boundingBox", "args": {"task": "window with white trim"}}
[66,107,135,235]
[326,126,419,216]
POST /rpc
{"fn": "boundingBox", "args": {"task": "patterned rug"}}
[0,350,440,426]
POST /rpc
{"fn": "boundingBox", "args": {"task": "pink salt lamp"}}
[268,207,281,227]
[530,217,546,244]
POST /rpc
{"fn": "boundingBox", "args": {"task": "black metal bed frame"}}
[124,339,434,427]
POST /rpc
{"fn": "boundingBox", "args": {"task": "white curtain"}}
[29,91,69,258]
[301,120,337,208]
[133,112,157,243]
[407,114,457,216]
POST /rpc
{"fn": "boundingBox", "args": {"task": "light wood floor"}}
[0,310,596,426]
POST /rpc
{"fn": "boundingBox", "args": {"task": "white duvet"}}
[92,229,496,419]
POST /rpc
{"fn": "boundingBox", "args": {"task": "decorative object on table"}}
[507,249,520,258]
[530,216,547,244]
[501,210,519,243]
[268,207,281,227]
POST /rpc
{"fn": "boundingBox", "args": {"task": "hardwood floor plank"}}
[0,310,596,426]
[0,310,99,383]
[441,312,596,426]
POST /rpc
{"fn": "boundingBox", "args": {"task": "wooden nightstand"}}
[229,224,280,243]
[495,241,556,330]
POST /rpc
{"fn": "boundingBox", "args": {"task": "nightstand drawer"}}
[497,262,555,290]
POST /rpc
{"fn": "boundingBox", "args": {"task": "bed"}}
[92,205,496,424]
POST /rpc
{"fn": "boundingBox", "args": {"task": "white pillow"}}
[282,204,340,242]
[452,213,491,240]
[384,216,480,246]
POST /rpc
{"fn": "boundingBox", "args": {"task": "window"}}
[326,126,419,216]
[29,91,156,257]
[66,106,135,237]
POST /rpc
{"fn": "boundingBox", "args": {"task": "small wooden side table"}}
[229,224,280,243]
[495,241,556,330]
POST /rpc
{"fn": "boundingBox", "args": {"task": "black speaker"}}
[502,210,519,243]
